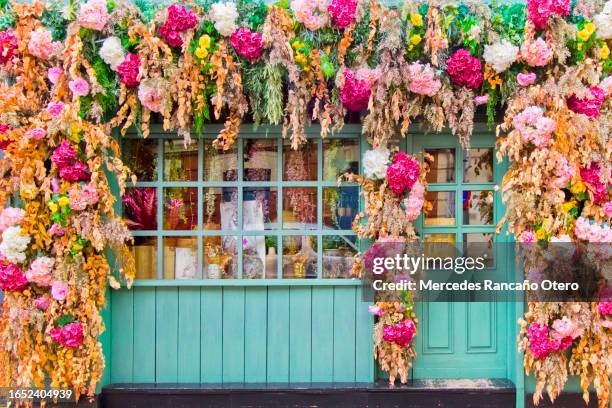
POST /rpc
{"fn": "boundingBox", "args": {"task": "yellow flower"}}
[72,242,83,251]
[410,34,422,45]
[408,44,414,51]
[577,42,583,50]
[292,41,303,50]
[561,200,576,213]
[410,14,423,27]
[58,196,69,208]
[570,180,586,195]
[577,29,591,42]
[48,202,58,213]
[198,35,211,49]
[600,44,610,59]
[584,22,595,35]
[295,53,307,66]
[195,47,208,59]
[536,228,547,241]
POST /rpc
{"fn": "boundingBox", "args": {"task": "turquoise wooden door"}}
[410,131,513,379]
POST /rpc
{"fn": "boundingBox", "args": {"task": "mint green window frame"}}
[121,124,366,286]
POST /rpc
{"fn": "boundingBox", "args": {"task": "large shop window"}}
[121,131,361,281]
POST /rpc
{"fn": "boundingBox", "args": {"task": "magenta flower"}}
[0,260,28,291]
[158,4,198,48]
[50,322,84,348]
[46,102,65,117]
[386,152,421,196]
[368,305,384,316]
[567,87,605,119]
[0,30,18,65]
[364,243,386,274]
[68,78,90,97]
[603,202,612,218]
[230,28,263,62]
[446,49,483,89]
[328,0,358,29]
[340,69,371,112]
[580,162,607,204]
[517,72,536,86]
[475,94,489,105]
[527,322,573,359]
[34,296,49,310]
[26,128,46,140]
[117,53,141,88]
[51,140,77,169]
[59,161,91,182]
[383,320,416,348]
[527,0,570,30]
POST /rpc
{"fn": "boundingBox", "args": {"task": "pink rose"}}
[26,256,54,287]
[49,223,66,236]
[59,161,91,182]
[47,67,63,84]
[78,0,109,31]
[230,28,263,62]
[0,207,25,232]
[46,102,65,117]
[446,49,483,89]
[26,128,46,140]
[158,4,198,47]
[50,322,84,348]
[117,53,141,88]
[520,38,553,67]
[28,28,62,60]
[517,72,536,86]
[51,140,77,169]
[408,62,441,96]
[383,320,416,348]
[475,94,489,105]
[51,280,69,301]
[68,78,90,97]
[34,296,49,310]
[603,202,612,218]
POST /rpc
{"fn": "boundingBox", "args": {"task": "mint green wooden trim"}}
[132,287,156,382]
[289,287,313,382]
[110,289,133,382]
[267,287,290,381]
[333,287,357,381]
[155,287,179,382]
[200,287,223,382]
[178,287,201,381]
[311,287,334,382]
[99,287,112,391]
[222,287,246,381]
[244,287,268,382]
[129,278,363,286]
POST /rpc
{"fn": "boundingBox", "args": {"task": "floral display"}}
[407,62,441,96]
[0,260,28,291]
[446,49,483,89]
[526,0,570,30]
[327,0,357,29]
[159,4,198,47]
[483,41,519,73]
[78,0,109,31]
[567,87,606,118]
[27,28,61,60]
[362,147,389,180]
[512,106,556,148]
[50,322,85,348]
[340,68,371,112]
[291,0,328,31]
[209,2,239,36]
[386,152,421,196]
[0,29,17,65]
[99,37,125,70]
[230,28,263,62]
[117,53,140,88]
[383,320,416,348]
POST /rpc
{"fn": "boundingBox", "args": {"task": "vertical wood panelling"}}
[132,287,156,382]
[244,288,267,382]
[110,289,133,382]
[222,288,246,382]
[100,287,112,388]
[333,287,357,382]
[311,287,334,382]
[267,287,290,382]
[289,287,312,382]
[355,293,374,382]
[201,287,223,382]
[155,287,178,382]
[178,287,201,381]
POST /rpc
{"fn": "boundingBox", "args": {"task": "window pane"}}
[122,139,157,182]
[243,187,278,230]
[283,187,317,229]
[323,235,357,278]
[123,187,157,230]
[323,139,359,181]
[203,187,238,230]
[163,236,197,280]
[463,233,494,267]
[203,236,237,279]
[323,186,359,230]
[282,236,317,278]
[424,233,457,259]
[131,236,157,279]
[242,235,269,279]
[463,148,493,183]
[463,190,494,225]
[424,191,456,226]
[244,139,278,181]
[283,140,317,181]
[164,139,198,181]
[164,187,198,230]
[425,148,455,183]
[204,142,238,181]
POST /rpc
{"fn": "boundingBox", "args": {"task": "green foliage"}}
[57,314,75,328]
[243,62,284,126]
[237,0,267,30]
[490,2,526,45]
[42,4,68,42]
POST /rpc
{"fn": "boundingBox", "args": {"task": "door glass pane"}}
[282,235,317,278]
[283,187,317,229]
[283,140,317,181]
[123,187,157,230]
[425,148,455,183]
[424,233,457,260]
[323,186,358,230]
[243,187,278,230]
[203,235,237,279]
[204,143,238,181]
[424,191,456,226]
[242,235,269,279]
[462,190,494,225]
[244,139,278,181]
[463,233,494,267]
[131,236,157,279]
[164,187,198,230]
[463,148,493,183]
[164,139,198,181]
[163,236,197,280]
[122,139,158,181]
[323,139,359,181]
[323,235,357,278]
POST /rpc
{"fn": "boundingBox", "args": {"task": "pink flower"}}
[517,72,537,86]
[446,49,483,89]
[158,4,198,47]
[0,260,28,291]
[0,123,12,150]
[26,256,54,287]
[46,102,65,117]
[383,320,416,348]
[26,128,46,140]
[50,322,84,348]
[567,87,605,119]
[78,0,109,30]
[552,317,583,340]
[328,0,358,29]
[386,152,421,196]
[51,140,77,169]
[527,322,568,359]
[580,162,607,204]
[291,0,328,31]
[50,178,60,194]
[0,30,18,65]
[47,67,63,85]
[600,76,612,96]
[599,301,612,316]
[230,28,263,62]
[553,155,574,188]
[603,202,612,218]
[408,62,441,96]
[475,94,489,105]
[520,231,536,243]
[340,69,371,111]
[364,243,386,274]
[59,161,91,182]
[520,38,553,67]
[138,79,166,112]
[527,0,570,30]
[68,78,90,97]
[403,180,425,221]
[49,223,65,237]
[512,106,556,147]
[368,305,384,316]
[69,182,99,210]
[117,53,140,88]
[28,28,62,60]
[34,296,49,310]
[51,280,69,301]
[0,207,25,232]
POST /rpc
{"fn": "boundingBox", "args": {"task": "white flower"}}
[483,40,519,73]
[363,147,390,179]
[99,37,125,70]
[0,226,31,264]
[209,2,239,37]
[594,2,612,39]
